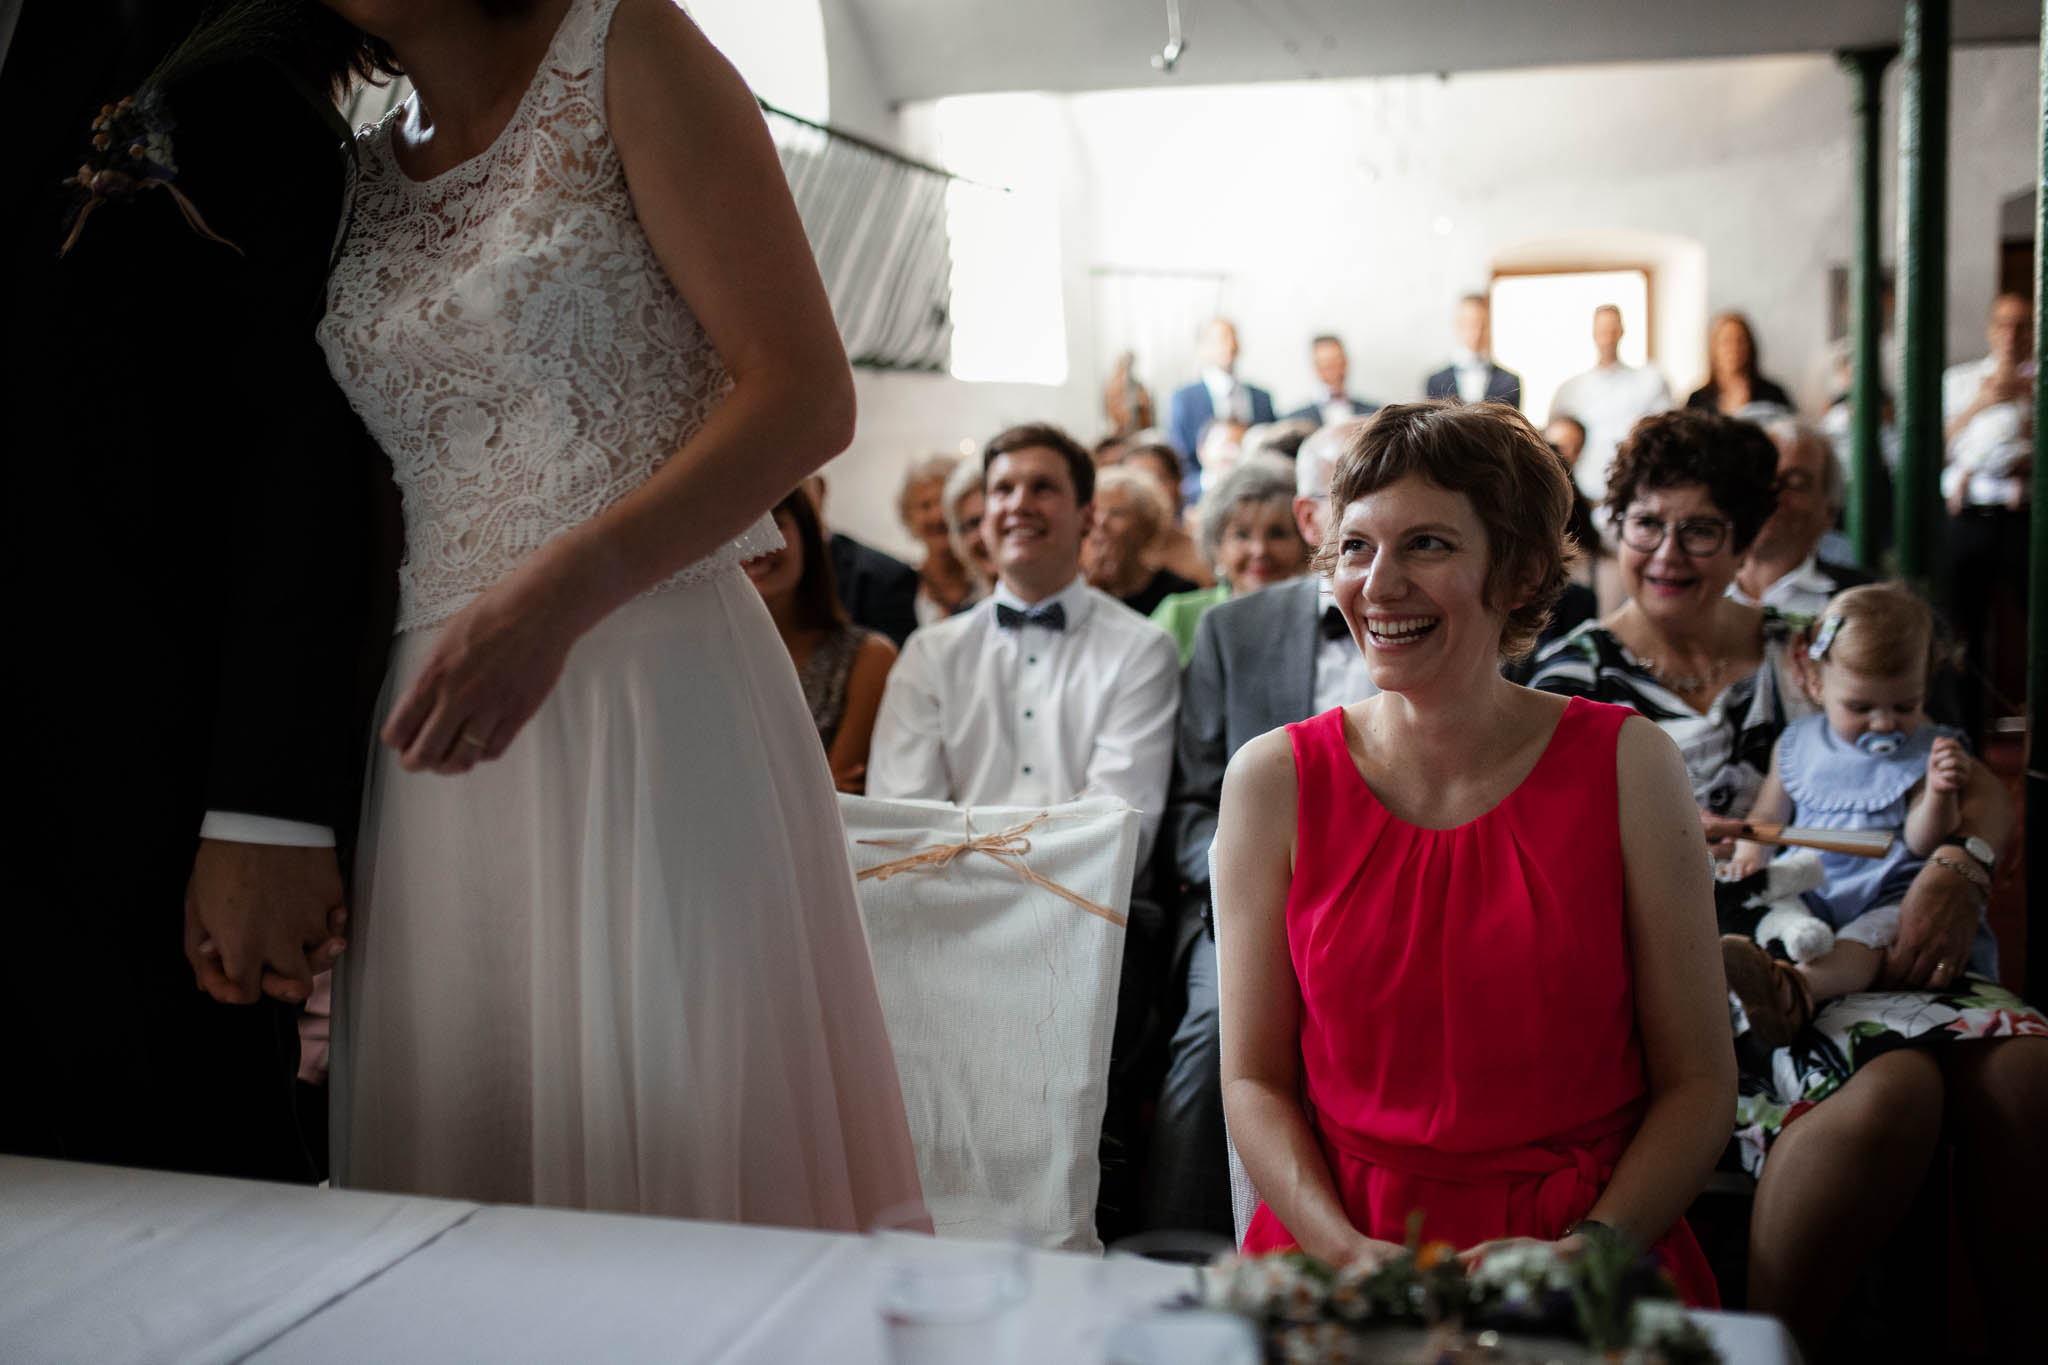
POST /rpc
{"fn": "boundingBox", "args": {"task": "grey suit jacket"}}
[1163,575,1325,893]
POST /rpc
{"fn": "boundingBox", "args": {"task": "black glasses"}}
[1616,512,1733,558]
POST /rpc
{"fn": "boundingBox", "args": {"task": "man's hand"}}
[1879,850,1980,990]
[184,841,347,1005]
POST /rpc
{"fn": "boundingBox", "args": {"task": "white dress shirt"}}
[867,575,1182,864]
[1315,388,1364,427]
[1312,580,1380,715]
[1725,553,1841,622]
[1942,355,2035,507]
[1202,367,1249,424]
[1451,348,1492,404]
[1550,362,1674,499]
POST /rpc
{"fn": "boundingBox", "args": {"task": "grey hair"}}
[941,456,983,530]
[1199,455,1304,565]
[1095,466,1169,543]
[1763,415,1846,515]
[897,453,959,526]
[1295,416,1373,499]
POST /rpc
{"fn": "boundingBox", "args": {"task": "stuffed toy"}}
[1712,848,1834,963]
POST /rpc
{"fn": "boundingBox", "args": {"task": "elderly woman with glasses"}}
[1530,408,2035,1357]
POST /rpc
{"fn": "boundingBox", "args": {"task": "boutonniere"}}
[60,89,242,258]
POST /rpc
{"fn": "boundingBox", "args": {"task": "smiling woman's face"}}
[1329,475,1502,695]
[1615,482,1741,628]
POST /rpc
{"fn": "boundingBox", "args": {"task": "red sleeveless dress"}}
[1239,697,1717,1307]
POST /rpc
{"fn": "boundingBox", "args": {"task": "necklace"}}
[1644,656,1728,695]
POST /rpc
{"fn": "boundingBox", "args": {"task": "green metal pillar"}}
[2028,0,2047,1003]
[1896,0,1950,592]
[1840,46,1898,568]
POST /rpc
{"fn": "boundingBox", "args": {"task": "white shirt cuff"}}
[199,811,337,847]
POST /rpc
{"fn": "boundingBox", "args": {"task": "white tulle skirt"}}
[331,569,924,1230]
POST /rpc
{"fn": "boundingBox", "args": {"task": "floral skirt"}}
[1732,974,2048,1177]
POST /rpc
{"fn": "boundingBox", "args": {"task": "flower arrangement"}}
[1192,1220,1719,1364]
[59,89,241,258]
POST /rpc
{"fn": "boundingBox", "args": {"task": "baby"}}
[1721,583,1973,1045]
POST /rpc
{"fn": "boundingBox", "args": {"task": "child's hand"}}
[1725,840,1768,881]
[1927,737,1967,794]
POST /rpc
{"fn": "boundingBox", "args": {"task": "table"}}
[0,1157,1799,1363]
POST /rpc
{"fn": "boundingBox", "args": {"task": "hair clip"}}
[1808,614,1843,662]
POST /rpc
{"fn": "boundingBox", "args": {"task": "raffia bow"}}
[856,811,1127,927]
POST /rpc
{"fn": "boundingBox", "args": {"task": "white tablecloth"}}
[0,1157,1798,1364]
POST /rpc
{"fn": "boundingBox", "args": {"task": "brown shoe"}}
[1721,935,1814,1048]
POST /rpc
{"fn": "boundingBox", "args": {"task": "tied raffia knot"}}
[856,812,1126,927]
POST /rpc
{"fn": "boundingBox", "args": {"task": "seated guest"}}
[1086,469,1199,617]
[1194,416,1250,495]
[899,455,980,626]
[941,456,996,600]
[1729,417,1870,620]
[869,422,1182,864]
[1287,334,1379,425]
[1124,442,1216,590]
[1526,409,2038,1355]
[1217,400,1727,1300]
[1238,416,1318,465]
[1152,454,1310,663]
[1686,312,1793,415]
[1168,317,1277,504]
[1145,419,1375,1236]
[748,490,897,793]
[807,474,920,647]
[1424,293,1521,408]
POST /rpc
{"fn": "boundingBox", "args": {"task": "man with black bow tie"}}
[1142,416,1379,1236]
[868,423,1181,866]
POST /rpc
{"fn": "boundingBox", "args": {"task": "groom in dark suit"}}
[1142,419,1378,1234]
[1424,293,1522,409]
[0,2,391,1181]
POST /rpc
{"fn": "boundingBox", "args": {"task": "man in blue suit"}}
[1423,293,1522,408]
[1166,317,1275,506]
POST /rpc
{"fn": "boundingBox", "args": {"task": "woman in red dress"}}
[1215,401,1730,1305]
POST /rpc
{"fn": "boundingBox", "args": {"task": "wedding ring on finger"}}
[458,731,489,751]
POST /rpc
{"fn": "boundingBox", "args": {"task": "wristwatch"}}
[1961,836,1997,875]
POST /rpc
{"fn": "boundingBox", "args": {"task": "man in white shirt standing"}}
[1940,292,2033,730]
[1424,293,1521,409]
[869,422,1183,864]
[1549,304,1674,502]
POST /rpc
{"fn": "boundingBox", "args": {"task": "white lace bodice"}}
[317,0,779,632]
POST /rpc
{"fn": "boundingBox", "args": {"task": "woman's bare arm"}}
[1579,716,1736,1247]
[1216,726,1395,1266]
[827,633,897,793]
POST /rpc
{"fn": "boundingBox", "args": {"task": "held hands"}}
[1456,1234,1587,1272]
[1927,737,1967,794]
[383,559,589,775]
[1699,811,1746,860]
[1724,839,1769,881]
[184,841,348,1005]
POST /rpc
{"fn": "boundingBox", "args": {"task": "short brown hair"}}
[983,423,1095,505]
[1604,409,1778,554]
[1316,400,1575,660]
[1812,582,1935,680]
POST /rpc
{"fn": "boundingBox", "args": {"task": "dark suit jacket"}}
[1166,380,1278,504]
[1,11,389,1180]
[1285,395,1379,425]
[1425,363,1522,410]
[829,532,920,646]
[1162,577,1327,895]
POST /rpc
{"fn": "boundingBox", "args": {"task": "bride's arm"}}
[386,0,853,772]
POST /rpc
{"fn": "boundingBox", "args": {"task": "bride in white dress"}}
[315,0,924,1227]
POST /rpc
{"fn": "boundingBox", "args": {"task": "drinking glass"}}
[872,1201,1029,1365]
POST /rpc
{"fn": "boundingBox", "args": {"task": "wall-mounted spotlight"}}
[1151,0,1186,74]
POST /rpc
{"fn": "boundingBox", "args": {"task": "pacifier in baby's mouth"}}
[1857,731,1903,756]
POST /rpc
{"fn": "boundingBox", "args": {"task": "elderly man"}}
[1142,417,1380,1236]
[1167,318,1277,505]
[1730,418,1871,620]
[1084,468,1197,616]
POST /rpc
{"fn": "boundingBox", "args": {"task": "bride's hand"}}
[382,560,587,774]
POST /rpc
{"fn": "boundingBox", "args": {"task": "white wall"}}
[821,45,2037,556]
